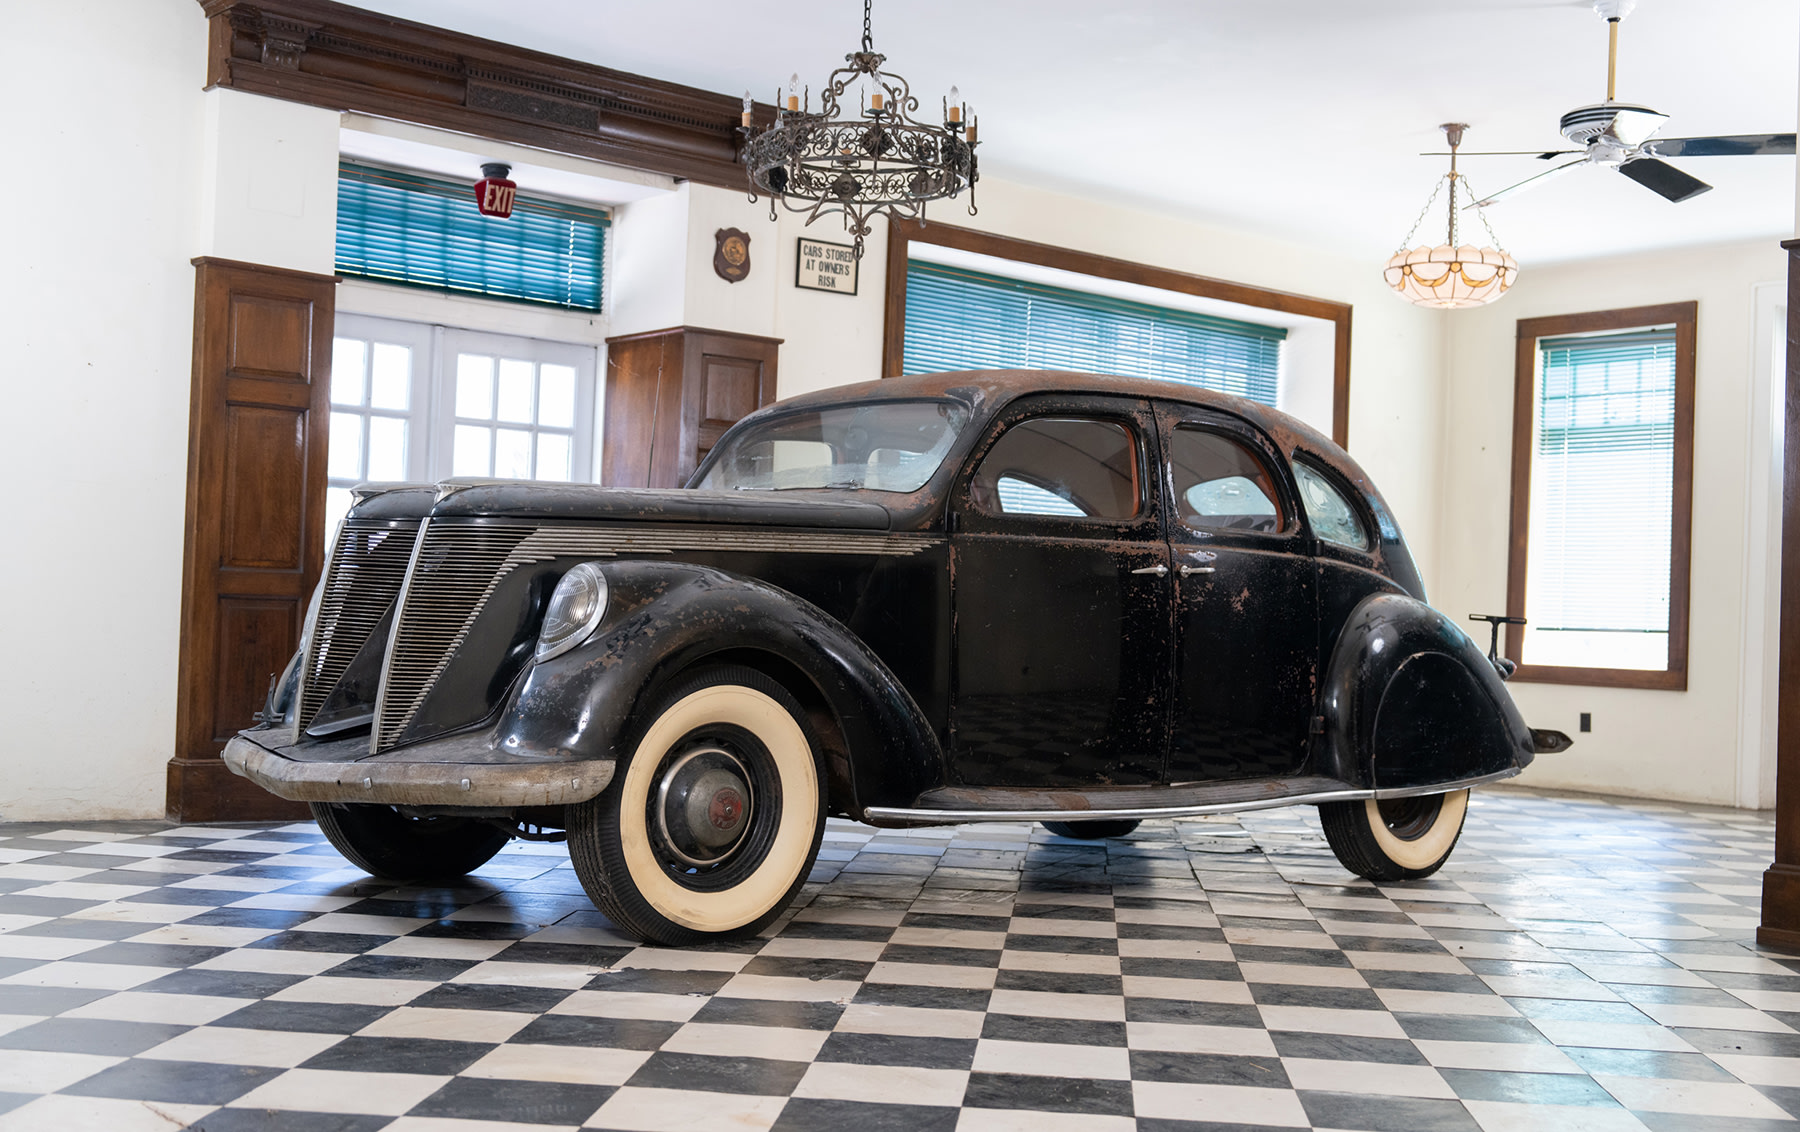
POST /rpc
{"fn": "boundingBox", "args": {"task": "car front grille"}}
[372,522,538,752]
[298,519,422,734]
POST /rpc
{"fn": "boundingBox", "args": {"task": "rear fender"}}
[496,561,943,814]
[1316,593,1535,791]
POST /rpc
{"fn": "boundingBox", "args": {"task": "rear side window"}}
[1169,428,1285,533]
[1294,460,1369,550]
[971,418,1139,520]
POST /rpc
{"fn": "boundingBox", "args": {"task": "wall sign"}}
[795,237,858,295]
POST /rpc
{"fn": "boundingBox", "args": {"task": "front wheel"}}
[310,803,511,880]
[1318,789,1469,882]
[567,665,826,946]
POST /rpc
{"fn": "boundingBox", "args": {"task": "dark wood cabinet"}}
[168,258,336,822]
[602,326,782,488]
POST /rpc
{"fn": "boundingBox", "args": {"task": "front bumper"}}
[222,727,616,808]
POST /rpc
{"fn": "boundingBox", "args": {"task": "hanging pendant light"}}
[740,0,979,259]
[1385,124,1519,308]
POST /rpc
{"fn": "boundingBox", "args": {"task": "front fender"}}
[494,561,943,814]
[1317,593,1535,791]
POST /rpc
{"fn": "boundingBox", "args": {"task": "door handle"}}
[1180,565,1215,576]
[1131,564,1169,576]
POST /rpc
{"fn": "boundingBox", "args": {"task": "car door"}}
[1159,404,1318,783]
[948,395,1172,788]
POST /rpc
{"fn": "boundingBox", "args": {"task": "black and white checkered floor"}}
[0,787,1794,1131]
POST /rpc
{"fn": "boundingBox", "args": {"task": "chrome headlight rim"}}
[536,562,610,663]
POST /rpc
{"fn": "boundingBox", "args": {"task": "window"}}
[1294,461,1368,551]
[325,317,598,542]
[970,418,1139,520]
[696,400,970,493]
[1169,429,1285,533]
[1506,304,1696,689]
[335,162,608,311]
[903,262,1286,405]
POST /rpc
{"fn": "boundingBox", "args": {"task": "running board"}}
[860,769,1520,827]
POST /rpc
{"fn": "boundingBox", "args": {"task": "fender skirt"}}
[1316,593,1538,792]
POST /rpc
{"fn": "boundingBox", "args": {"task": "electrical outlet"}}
[1579,712,1592,733]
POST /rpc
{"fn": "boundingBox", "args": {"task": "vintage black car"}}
[226,370,1567,944]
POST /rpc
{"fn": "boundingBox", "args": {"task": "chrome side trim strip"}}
[1371,767,1521,800]
[862,769,1521,826]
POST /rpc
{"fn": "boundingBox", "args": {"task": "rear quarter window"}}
[1293,460,1370,551]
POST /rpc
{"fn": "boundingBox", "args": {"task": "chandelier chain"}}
[862,0,874,53]
[1397,175,1447,253]
[1459,174,1508,251]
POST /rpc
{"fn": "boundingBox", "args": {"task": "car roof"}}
[769,368,1350,472]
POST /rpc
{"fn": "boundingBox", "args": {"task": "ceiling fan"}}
[1438,0,1795,208]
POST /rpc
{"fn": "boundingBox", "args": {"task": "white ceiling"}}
[345,0,1798,265]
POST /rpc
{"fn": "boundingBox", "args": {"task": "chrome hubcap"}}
[655,747,756,867]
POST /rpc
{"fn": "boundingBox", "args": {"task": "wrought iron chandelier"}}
[1384,124,1519,309]
[740,0,979,259]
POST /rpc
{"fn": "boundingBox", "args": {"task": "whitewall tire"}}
[567,664,825,945]
[1319,789,1470,882]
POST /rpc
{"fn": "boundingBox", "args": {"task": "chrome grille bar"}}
[297,519,421,734]
[372,523,537,752]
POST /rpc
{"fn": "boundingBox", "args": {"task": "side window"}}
[1169,428,1285,533]
[971,418,1139,520]
[1294,460,1370,550]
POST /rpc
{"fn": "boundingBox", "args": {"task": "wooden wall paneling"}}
[1760,239,1800,953]
[170,257,338,822]
[602,327,780,488]
[688,330,778,475]
[882,220,1355,448]
[196,0,777,191]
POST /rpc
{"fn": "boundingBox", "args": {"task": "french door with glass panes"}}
[440,328,595,485]
[325,316,599,543]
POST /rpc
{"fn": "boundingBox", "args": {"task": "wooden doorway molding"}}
[881,220,1354,449]
[1761,238,1800,952]
[169,258,337,822]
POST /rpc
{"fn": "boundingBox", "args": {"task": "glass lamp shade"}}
[1384,244,1518,308]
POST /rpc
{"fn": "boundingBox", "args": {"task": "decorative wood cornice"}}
[198,0,775,188]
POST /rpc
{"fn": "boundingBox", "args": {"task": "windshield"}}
[697,399,971,493]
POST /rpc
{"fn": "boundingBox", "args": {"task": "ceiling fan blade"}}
[1416,150,1582,158]
[1465,158,1590,208]
[1618,158,1713,202]
[1645,133,1797,157]
[1609,107,1669,147]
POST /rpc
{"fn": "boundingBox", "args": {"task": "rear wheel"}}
[310,803,511,880]
[1041,820,1140,840]
[567,665,826,946]
[1319,789,1470,881]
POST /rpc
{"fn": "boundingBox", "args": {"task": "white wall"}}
[10,0,1774,820]
[1434,240,1787,807]
[0,0,211,819]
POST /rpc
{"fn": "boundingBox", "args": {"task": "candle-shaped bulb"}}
[787,73,800,112]
[947,85,962,123]
[741,90,754,128]
[965,115,977,144]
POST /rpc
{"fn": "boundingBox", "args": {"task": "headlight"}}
[537,562,609,662]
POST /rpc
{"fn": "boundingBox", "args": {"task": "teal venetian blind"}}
[1525,327,1677,666]
[903,261,1286,405]
[335,163,607,311]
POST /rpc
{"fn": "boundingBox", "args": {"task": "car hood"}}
[350,482,895,530]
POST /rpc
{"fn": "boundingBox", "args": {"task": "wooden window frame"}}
[1505,301,1697,691]
[882,221,1354,448]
